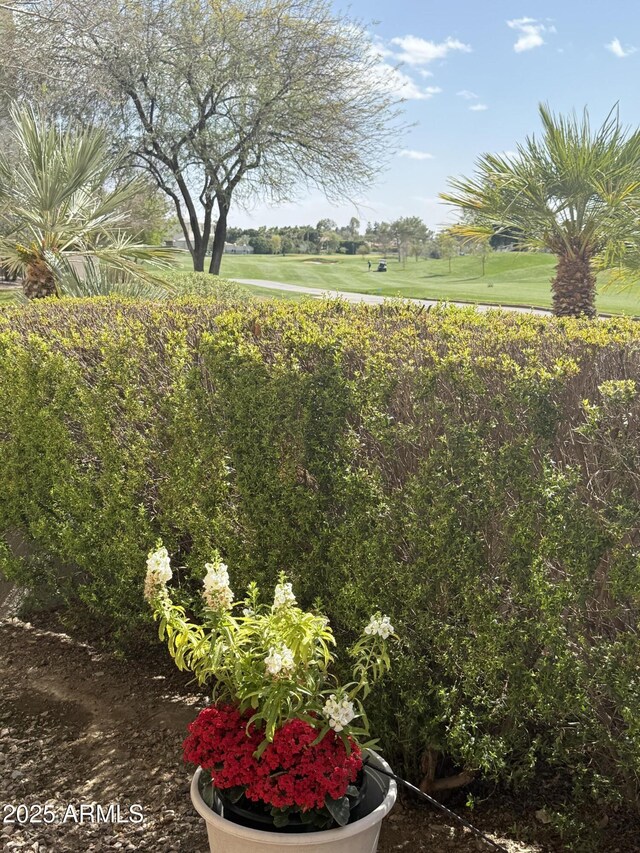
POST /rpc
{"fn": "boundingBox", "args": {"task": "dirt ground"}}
[0,616,636,853]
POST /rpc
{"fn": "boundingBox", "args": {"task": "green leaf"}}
[226,786,245,804]
[325,795,350,826]
[201,782,215,810]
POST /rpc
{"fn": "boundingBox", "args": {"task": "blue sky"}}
[231,1,640,233]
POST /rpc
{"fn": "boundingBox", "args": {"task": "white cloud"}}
[375,63,443,100]
[399,150,435,160]
[368,38,445,100]
[368,33,466,102]
[367,40,443,101]
[459,90,486,110]
[390,35,472,66]
[370,36,395,61]
[606,37,637,58]
[507,18,553,53]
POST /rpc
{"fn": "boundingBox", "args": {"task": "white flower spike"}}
[265,645,295,677]
[202,561,234,611]
[364,613,394,639]
[144,546,172,602]
[273,580,296,609]
[323,694,356,732]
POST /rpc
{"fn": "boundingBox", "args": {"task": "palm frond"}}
[0,103,178,298]
[441,103,640,268]
[51,255,173,299]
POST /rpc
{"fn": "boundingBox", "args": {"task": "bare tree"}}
[1,0,403,274]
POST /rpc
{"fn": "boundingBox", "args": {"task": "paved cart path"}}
[232,278,555,315]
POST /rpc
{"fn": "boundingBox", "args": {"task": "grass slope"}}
[203,251,640,316]
[3,251,640,314]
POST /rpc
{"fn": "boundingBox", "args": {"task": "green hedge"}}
[1,296,640,828]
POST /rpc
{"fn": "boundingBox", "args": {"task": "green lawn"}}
[231,282,305,301]
[200,251,640,316]
[4,251,640,314]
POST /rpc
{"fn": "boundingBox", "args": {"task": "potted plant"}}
[144,546,398,852]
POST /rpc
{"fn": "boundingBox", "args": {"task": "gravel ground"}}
[0,617,632,853]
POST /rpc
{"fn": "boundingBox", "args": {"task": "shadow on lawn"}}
[420,273,488,283]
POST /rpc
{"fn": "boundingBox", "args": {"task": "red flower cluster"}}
[184,703,362,812]
[183,703,263,788]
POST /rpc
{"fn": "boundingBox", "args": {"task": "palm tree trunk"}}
[22,260,57,299]
[552,254,596,318]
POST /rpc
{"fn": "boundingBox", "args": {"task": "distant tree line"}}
[226,217,364,256]
[227,217,506,274]
[226,216,461,262]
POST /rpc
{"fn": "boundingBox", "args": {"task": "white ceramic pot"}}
[190,752,397,853]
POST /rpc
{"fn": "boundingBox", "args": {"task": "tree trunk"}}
[23,260,57,299]
[192,245,206,272]
[193,205,214,273]
[209,201,228,275]
[552,254,596,318]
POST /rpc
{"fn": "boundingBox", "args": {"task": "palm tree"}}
[440,104,640,318]
[0,104,174,299]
